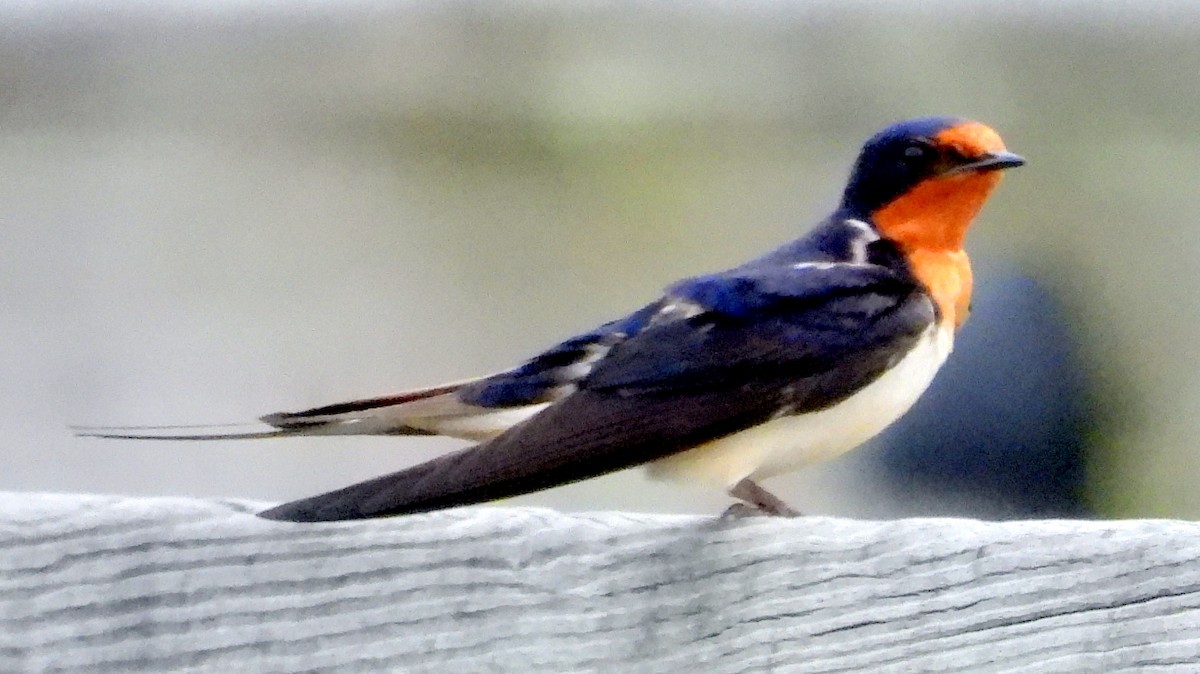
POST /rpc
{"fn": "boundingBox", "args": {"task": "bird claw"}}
[720,503,763,519]
[720,502,803,519]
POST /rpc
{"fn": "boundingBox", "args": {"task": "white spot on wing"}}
[844,218,880,263]
[655,298,706,323]
[554,343,611,383]
[790,261,870,271]
[788,219,879,271]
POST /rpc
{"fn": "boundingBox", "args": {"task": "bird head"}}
[840,117,1024,251]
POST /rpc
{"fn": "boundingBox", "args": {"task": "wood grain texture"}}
[2,492,1199,673]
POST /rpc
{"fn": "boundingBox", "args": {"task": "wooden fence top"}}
[3,492,1198,672]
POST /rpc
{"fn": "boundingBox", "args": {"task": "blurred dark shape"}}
[870,270,1091,519]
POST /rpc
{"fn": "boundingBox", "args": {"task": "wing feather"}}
[261,277,935,521]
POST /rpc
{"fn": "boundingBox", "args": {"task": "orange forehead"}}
[934,122,1007,157]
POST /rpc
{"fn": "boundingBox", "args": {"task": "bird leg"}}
[723,478,802,518]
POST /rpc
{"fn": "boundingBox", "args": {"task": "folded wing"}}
[261,264,935,521]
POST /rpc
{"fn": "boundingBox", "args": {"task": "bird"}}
[78,116,1024,522]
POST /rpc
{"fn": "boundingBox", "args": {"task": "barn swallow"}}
[79,116,1023,521]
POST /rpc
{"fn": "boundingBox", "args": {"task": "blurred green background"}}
[4,1,1198,517]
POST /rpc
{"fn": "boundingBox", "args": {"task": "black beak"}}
[946,150,1026,175]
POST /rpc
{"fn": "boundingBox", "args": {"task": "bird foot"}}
[724,478,802,518]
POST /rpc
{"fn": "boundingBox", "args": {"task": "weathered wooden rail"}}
[2,493,1198,672]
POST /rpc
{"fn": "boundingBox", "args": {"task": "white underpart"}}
[394,343,619,442]
[645,323,954,488]
[407,403,549,442]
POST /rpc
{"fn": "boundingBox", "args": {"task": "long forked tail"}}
[259,381,466,432]
[73,379,496,441]
[71,422,302,441]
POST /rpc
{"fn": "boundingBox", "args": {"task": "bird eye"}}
[903,142,930,160]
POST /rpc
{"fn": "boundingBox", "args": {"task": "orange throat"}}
[902,248,974,329]
[872,171,1002,328]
